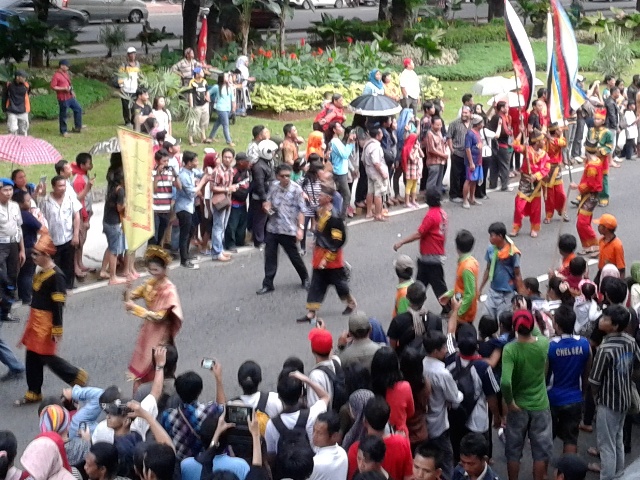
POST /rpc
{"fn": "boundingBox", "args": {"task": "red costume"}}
[542,134,567,220]
[576,145,604,248]
[512,138,550,234]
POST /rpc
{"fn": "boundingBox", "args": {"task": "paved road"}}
[73,0,638,45]
[3,158,640,477]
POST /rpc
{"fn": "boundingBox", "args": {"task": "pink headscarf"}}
[20,433,74,480]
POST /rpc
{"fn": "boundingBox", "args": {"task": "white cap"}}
[203,148,216,155]
[127,47,137,54]
[576,74,584,83]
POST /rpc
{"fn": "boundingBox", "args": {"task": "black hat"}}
[552,454,588,480]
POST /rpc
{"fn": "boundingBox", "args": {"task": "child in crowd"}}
[557,233,578,277]
[523,277,547,312]
[565,256,588,292]
[574,280,600,337]
[393,254,414,318]
[402,133,423,209]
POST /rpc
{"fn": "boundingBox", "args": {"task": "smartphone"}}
[39,175,47,185]
[454,293,462,301]
[225,404,251,425]
[78,422,87,436]
[201,358,216,370]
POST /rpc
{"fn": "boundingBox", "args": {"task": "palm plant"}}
[139,68,191,120]
[592,25,634,79]
[98,24,126,58]
[309,14,353,49]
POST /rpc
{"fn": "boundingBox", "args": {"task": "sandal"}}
[562,213,570,222]
[530,231,538,238]
[587,463,601,473]
[587,447,600,457]
[543,218,551,224]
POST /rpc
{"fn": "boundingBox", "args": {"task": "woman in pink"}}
[371,346,414,437]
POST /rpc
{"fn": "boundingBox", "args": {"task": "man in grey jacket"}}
[361,127,389,222]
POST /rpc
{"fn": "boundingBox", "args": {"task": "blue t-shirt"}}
[181,454,250,480]
[464,130,482,167]
[547,334,591,406]
[484,244,521,293]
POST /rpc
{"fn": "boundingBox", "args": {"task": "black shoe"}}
[256,286,274,295]
[0,313,20,323]
[342,306,355,316]
[0,370,24,382]
[296,315,314,324]
[181,261,199,270]
[302,279,310,291]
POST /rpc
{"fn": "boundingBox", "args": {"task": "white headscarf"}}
[236,56,249,80]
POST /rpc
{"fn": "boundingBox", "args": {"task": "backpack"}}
[406,312,443,353]
[449,355,479,422]
[312,359,348,412]
[272,408,312,454]
[231,392,271,436]
[226,393,271,462]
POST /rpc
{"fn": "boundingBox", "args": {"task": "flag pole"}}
[513,74,532,186]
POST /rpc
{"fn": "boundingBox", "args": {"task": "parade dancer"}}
[16,234,88,405]
[586,107,614,207]
[510,130,550,238]
[297,183,356,324]
[543,123,569,223]
[569,138,604,255]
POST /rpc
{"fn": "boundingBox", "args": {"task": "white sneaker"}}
[462,202,470,209]
[472,200,483,205]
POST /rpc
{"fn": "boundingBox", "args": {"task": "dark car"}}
[0,0,88,31]
[250,5,280,29]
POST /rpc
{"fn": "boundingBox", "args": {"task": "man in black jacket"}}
[2,71,30,136]
[605,87,620,162]
[250,139,276,249]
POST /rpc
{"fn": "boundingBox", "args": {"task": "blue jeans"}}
[58,98,83,134]
[209,110,232,143]
[0,326,25,373]
[211,206,231,258]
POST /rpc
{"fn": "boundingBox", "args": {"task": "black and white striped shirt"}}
[589,332,640,412]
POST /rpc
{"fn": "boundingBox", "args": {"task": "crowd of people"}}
[1,50,640,480]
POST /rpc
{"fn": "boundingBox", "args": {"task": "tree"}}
[487,0,504,21]
[378,0,389,20]
[30,0,51,67]
[183,0,200,51]
[276,0,293,56]
[389,0,408,43]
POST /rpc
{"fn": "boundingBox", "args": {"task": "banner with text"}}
[118,127,154,252]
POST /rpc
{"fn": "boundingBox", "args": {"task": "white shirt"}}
[91,394,158,444]
[625,111,638,139]
[153,109,172,133]
[0,200,22,239]
[307,357,341,408]
[39,193,81,246]
[399,69,420,100]
[309,444,348,480]
[264,399,328,454]
[238,391,283,418]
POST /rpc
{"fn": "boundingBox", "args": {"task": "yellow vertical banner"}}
[117,127,154,252]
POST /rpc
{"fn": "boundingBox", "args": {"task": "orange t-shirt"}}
[598,236,625,271]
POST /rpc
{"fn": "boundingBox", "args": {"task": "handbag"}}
[212,193,231,211]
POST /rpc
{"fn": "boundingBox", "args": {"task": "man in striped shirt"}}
[589,304,640,480]
[151,149,180,247]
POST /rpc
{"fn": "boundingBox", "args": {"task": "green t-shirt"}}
[501,334,550,411]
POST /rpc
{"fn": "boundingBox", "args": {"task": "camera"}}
[201,358,216,370]
[267,206,278,216]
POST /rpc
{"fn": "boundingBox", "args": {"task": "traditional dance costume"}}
[575,142,605,249]
[511,136,550,234]
[305,205,356,315]
[19,235,87,403]
[586,109,613,206]
[542,132,567,220]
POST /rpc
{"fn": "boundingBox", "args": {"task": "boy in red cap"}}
[593,213,625,284]
[307,325,343,411]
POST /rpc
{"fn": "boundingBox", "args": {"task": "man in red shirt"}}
[347,396,413,480]
[393,188,449,311]
[50,59,83,137]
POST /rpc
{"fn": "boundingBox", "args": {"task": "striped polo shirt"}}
[589,332,640,412]
[152,169,175,213]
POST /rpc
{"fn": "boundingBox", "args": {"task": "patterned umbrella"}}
[349,94,401,117]
[0,135,62,166]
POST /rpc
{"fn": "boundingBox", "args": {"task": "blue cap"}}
[0,178,15,187]
[193,66,202,74]
[59,59,70,66]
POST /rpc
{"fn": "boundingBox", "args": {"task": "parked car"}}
[250,5,281,29]
[57,0,148,23]
[0,0,88,31]
[290,0,345,9]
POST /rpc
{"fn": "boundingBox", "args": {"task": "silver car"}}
[58,0,148,23]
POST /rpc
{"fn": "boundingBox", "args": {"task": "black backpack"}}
[272,409,312,454]
[225,393,271,461]
[313,359,348,412]
[449,355,479,422]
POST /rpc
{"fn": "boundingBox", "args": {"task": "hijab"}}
[401,133,419,173]
[396,108,415,158]
[367,69,384,91]
[39,405,70,436]
[342,389,375,451]
[306,131,325,159]
[20,433,74,480]
[235,56,249,80]
[600,263,620,287]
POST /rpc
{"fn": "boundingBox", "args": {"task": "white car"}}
[54,0,148,23]
[291,0,345,9]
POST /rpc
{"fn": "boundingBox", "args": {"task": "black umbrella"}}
[349,94,402,117]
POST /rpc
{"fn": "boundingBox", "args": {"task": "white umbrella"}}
[487,92,526,108]
[507,76,545,92]
[471,76,513,96]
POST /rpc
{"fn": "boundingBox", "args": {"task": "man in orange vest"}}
[2,70,30,136]
[439,229,479,324]
[542,123,569,224]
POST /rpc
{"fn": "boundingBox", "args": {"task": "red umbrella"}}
[197,16,208,64]
[0,135,62,166]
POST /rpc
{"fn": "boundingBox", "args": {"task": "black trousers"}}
[490,147,511,190]
[249,199,267,247]
[53,241,75,290]
[477,155,492,198]
[306,267,351,310]
[149,212,170,246]
[121,95,133,125]
[449,154,465,200]
[262,232,308,289]
[355,160,368,204]
[26,349,84,396]
[17,246,35,304]
[416,260,448,299]
[176,210,193,264]
[0,243,19,317]
[572,116,586,158]
[224,206,248,249]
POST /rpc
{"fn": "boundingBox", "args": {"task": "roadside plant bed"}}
[423,42,599,81]
[12,77,112,120]
[252,74,443,113]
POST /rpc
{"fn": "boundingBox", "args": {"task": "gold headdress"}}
[144,245,172,268]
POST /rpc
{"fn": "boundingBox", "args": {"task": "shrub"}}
[591,25,634,78]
